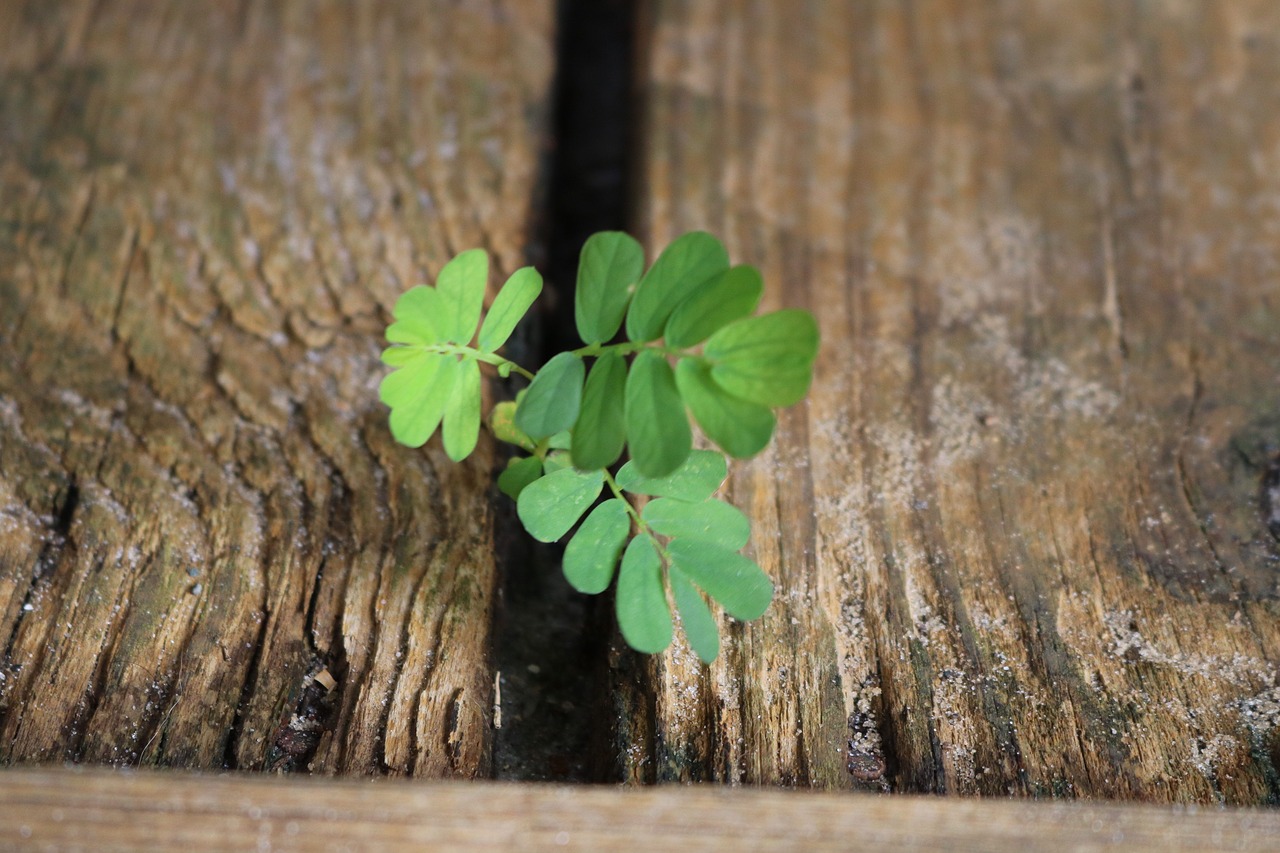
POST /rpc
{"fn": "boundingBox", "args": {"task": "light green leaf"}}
[381,345,423,367]
[498,455,543,500]
[380,353,457,448]
[615,534,673,654]
[516,466,604,542]
[563,499,630,594]
[386,285,447,345]
[478,266,542,352]
[625,232,729,342]
[436,248,488,344]
[624,350,691,478]
[576,231,644,344]
[548,430,573,450]
[664,265,763,348]
[515,352,585,439]
[675,358,775,458]
[542,450,573,475]
[442,357,481,461]
[641,498,749,551]
[667,539,773,621]
[489,401,535,452]
[616,449,727,502]
[571,351,627,470]
[670,567,719,664]
[704,309,819,407]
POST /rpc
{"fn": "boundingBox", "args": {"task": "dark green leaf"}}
[670,567,719,664]
[625,232,729,342]
[380,353,457,448]
[435,248,488,344]
[571,351,627,470]
[576,231,644,344]
[563,499,630,594]
[515,352,585,439]
[641,498,749,551]
[497,456,543,500]
[704,309,819,407]
[615,534,673,654]
[616,449,727,502]
[664,265,763,348]
[624,351,692,478]
[516,467,604,542]
[386,285,446,345]
[675,358,775,458]
[442,358,481,461]
[478,266,542,352]
[667,539,773,621]
[489,401,536,452]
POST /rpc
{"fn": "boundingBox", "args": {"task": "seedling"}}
[379,231,818,662]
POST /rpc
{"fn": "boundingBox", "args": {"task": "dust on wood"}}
[617,0,1280,802]
[0,0,554,775]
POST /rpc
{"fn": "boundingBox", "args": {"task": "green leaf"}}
[571,351,627,470]
[615,534,673,654]
[624,350,691,478]
[667,539,773,621]
[516,466,604,542]
[478,266,542,352]
[625,232,729,342]
[563,499,630,594]
[380,353,457,448]
[664,265,763,348]
[641,498,749,551]
[704,309,819,407]
[435,248,488,344]
[548,430,573,450]
[576,231,644,344]
[616,449,727,502]
[381,345,423,367]
[489,401,535,452]
[442,357,481,461]
[515,352,585,439]
[542,450,573,475]
[498,455,543,500]
[675,358,775,458]
[670,567,719,664]
[386,285,447,345]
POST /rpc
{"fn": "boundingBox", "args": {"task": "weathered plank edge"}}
[0,767,1276,852]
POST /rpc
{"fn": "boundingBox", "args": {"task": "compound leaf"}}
[563,499,630,594]
[625,232,728,342]
[497,455,543,500]
[668,538,772,621]
[380,353,456,448]
[435,248,488,345]
[576,231,644,344]
[670,567,720,664]
[478,266,541,352]
[704,309,819,407]
[516,352,585,439]
[624,350,691,478]
[615,534,673,654]
[442,357,481,461]
[571,350,627,470]
[641,497,750,551]
[664,265,763,348]
[386,285,447,345]
[675,357,775,458]
[516,466,604,542]
[616,449,727,502]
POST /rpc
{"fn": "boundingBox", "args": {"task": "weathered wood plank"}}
[3,766,1280,852]
[0,0,553,775]
[619,0,1280,801]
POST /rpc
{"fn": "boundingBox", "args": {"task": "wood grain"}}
[619,0,1280,801]
[3,766,1279,852]
[0,0,553,775]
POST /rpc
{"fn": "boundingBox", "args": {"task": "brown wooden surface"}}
[2,766,1279,853]
[0,0,553,775]
[616,0,1280,801]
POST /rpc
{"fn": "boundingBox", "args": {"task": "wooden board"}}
[618,0,1280,801]
[3,766,1280,852]
[0,0,553,775]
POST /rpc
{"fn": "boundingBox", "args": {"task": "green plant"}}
[379,231,818,662]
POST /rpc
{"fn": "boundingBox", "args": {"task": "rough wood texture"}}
[0,0,553,775]
[4,767,1280,853]
[619,0,1280,801]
